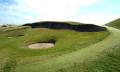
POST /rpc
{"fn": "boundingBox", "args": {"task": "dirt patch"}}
[28,43,55,49]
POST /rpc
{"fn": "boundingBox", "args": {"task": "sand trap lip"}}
[28,43,55,49]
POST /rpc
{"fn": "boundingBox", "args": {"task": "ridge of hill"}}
[106,18,120,29]
[23,21,107,32]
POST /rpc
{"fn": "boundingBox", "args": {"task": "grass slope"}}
[0,25,109,72]
[13,27,120,72]
[106,18,120,29]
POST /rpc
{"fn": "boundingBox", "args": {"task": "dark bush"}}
[23,21,107,32]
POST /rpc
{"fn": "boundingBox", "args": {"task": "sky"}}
[0,0,120,25]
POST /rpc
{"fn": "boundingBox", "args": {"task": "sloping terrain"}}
[13,27,120,72]
[23,21,106,32]
[1,21,120,72]
[106,18,120,29]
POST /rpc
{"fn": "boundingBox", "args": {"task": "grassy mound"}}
[0,26,29,37]
[0,24,109,72]
[13,27,120,72]
[106,18,120,29]
[23,21,107,32]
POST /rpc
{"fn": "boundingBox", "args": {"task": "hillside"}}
[15,27,120,72]
[1,21,120,72]
[23,21,106,32]
[106,18,120,29]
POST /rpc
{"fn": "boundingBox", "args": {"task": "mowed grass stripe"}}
[14,27,120,72]
[0,27,108,72]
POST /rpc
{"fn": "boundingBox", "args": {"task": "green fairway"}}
[13,27,120,72]
[1,23,120,72]
[0,24,109,72]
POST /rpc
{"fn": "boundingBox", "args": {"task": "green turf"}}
[106,18,120,29]
[13,27,120,72]
[0,25,109,72]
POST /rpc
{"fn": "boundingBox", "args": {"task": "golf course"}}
[0,19,120,72]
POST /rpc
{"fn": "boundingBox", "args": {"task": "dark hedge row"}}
[23,21,107,32]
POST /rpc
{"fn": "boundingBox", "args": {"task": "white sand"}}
[28,43,54,49]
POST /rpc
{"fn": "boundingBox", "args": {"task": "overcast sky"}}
[0,0,120,25]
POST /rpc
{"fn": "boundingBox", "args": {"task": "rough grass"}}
[12,27,120,72]
[0,25,109,72]
[106,18,120,29]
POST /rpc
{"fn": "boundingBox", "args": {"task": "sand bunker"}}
[28,43,55,49]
